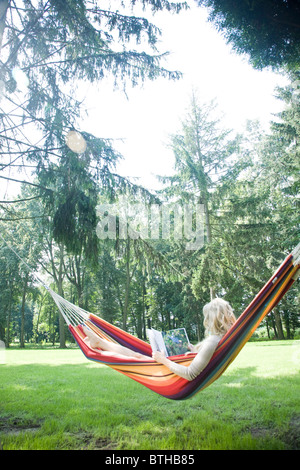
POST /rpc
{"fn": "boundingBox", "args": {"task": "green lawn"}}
[0,340,299,450]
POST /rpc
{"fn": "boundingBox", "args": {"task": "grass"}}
[0,340,299,450]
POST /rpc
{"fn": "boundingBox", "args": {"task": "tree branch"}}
[0,174,53,192]
[0,194,41,203]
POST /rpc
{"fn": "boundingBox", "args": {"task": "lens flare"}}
[65,130,87,154]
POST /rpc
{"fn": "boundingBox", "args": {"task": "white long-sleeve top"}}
[163,335,222,381]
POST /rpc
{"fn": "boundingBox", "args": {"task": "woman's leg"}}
[82,326,149,359]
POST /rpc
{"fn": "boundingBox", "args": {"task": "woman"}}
[153,298,236,381]
[83,297,236,378]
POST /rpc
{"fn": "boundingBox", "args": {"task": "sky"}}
[79,1,289,192]
[1,0,289,198]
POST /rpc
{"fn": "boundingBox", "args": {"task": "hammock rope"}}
[1,231,299,400]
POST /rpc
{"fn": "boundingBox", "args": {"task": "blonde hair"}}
[194,298,236,352]
[203,298,236,336]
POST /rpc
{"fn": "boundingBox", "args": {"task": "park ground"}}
[0,340,299,450]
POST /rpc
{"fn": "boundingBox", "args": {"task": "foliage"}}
[0,0,186,257]
[196,0,300,70]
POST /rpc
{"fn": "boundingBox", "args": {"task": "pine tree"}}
[0,0,186,256]
[163,94,240,300]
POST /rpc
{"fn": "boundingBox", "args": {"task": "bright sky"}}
[80,1,289,192]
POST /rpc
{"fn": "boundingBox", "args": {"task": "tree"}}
[93,245,122,324]
[163,89,298,337]
[194,75,300,336]
[196,0,300,70]
[0,211,42,347]
[0,235,20,346]
[0,0,186,255]
[269,70,300,206]
[163,94,240,300]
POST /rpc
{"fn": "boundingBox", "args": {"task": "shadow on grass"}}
[0,361,299,450]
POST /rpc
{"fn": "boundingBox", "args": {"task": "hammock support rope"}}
[45,244,300,400]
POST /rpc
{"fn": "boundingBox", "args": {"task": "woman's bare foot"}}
[82,325,149,360]
[82,325,102,349]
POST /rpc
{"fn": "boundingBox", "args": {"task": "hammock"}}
[46,244,300,400]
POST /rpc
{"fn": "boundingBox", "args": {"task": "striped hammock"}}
[46,244,300,400]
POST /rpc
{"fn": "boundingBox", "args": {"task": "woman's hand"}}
[152,350,167,364]
[185,343,196,355]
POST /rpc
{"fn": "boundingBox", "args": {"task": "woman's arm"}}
[152,337,219,381]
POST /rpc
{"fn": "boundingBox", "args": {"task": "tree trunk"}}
[123,238,131,331]
[75,256,84,308]
[142,281,147,340]
[5,280,13,347]
[57,245,66,348]
[266,317,270,339]
[270,312,278,339]
[35,292,46,343]
[20,271,29,348]
[203,198,216,300]
[273,308,285,340]
[136,308,143,339]
[283,309,291,339]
